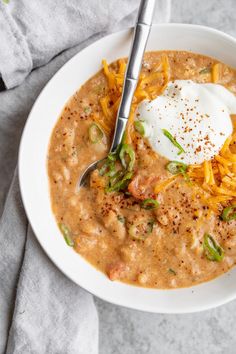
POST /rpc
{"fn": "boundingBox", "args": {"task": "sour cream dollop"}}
[135,80,236,164]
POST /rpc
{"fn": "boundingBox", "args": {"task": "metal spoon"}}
[78,0,156,188]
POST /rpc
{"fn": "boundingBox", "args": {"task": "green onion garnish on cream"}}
[162,129,185,155]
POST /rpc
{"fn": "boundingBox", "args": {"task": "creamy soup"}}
[48,51,236,289]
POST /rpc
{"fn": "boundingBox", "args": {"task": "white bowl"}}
[19,24,236,313]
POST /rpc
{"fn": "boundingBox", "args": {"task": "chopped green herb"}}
[119,144,135,171]
[100,142,135,194]
[59,223,74,247]
[109,170,124,186]
[105,171,133,193]
[100,160,116,177]
[99,142,122,181]
[166,161,188,175]
[141,198,159,210]
[99,160,116,177]
[162,129,185,155]
[221,204,236,222]
[2,0,9,3]
[134,120,145,136]
[199,67,211,74]
[117,215,125,223]
[168,268,177,275]
[107,151,118,162]
[203,233,224,262]
[88,123,103,143]
[166,160,189,181]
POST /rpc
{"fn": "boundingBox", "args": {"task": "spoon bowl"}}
[78,159,103,188]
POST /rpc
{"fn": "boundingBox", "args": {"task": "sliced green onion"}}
[134,121,145,136]
[99,160,113,176]
[100,141,134,193]
[109,170,124,186]
[221,205,236,222]
[141,198,159,210]
[119,144,135,171]
[129,224,145,240]
[199,67,211,74]
[99,161,109,176]
[128,219,155,240]
[99,158,117,177]
[99,147,121,178]
[203,234,224,262]
[117,215,125,223]
[162,129,185,155]
[166,161,188,174]
[121,132,127,145]
[59,223,74,247]
[168,268,176,275]
[88,123,103,144]
[166,161,189,181]
[106,171,133,193]
[107,151,118,162]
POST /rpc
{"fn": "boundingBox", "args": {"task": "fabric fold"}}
[0,171,28,353]
[6,217,98,354]
[0,2,32,89]
[0,0,170,89]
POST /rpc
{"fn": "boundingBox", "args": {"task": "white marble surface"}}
[97,1,236,353]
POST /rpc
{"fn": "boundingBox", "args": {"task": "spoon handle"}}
[110,0,156,152]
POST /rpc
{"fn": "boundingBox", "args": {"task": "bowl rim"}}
[19,23,236,314]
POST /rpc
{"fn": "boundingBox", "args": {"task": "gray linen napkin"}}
[1,171,98,354]
[0,0,171,89]
[0,1,171,353]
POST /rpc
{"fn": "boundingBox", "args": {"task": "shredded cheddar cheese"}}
[161,54,170,92]
[186,123,236,212]
[118,59,126,75]
[212,63,221,83]
[215,155,232,167]
[100,55,171,144]
[102,59,116,88]
[188,132,236,211]
[91,114,111,135]
[100,96,112,119]
[209,161,215,185]
[154,175,177,194]
[141,72,163,85]
[221,135,232,154]
[203,161,210,184]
